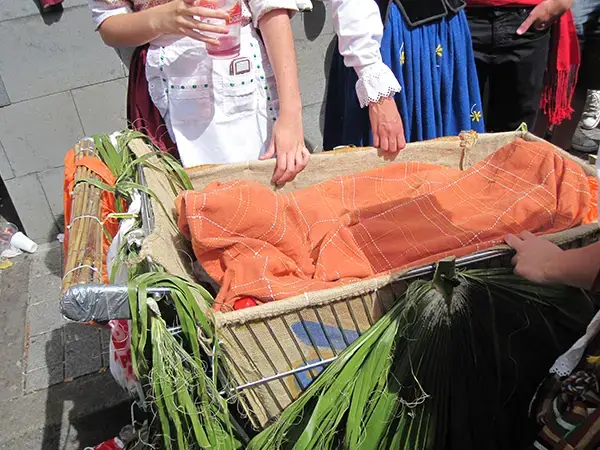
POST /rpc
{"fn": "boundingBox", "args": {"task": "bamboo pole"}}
[62,138,105,293]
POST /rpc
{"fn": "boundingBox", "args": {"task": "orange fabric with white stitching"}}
[176,139,596,311]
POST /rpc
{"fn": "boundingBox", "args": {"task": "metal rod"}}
[63,249,514,300]
[137,165,154,236]
[221,357,337,394]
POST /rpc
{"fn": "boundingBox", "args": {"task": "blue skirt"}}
[323,6,485,149]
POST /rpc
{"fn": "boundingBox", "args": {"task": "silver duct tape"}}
[60,284,131,322]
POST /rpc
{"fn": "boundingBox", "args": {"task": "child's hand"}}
[260,112,310,186]
[149,0,229,44]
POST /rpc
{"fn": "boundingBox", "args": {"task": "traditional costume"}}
[323,0,485,149]
[88,0,306,167]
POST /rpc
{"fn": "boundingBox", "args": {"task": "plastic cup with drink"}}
[198,0,242,59]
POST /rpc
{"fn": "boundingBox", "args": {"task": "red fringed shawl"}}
[468,0,581,127]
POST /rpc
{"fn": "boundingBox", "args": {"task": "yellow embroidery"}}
[436,44,443,57]
[470,104,482,123]
[400,43,405,65]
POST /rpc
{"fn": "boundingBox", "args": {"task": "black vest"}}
[375,0,466,28]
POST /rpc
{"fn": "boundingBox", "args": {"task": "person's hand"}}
[260,111,310,186]
[148,0,229,45]
[517,0,572,35]
[504,231,564,284]
[368,96,406,154]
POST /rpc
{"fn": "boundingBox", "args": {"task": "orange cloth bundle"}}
[176,139,596,311]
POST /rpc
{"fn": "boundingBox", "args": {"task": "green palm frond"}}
[128,273,243,450]
[249,266,595,450]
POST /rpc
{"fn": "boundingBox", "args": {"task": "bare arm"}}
[505,231,600,290]
[98,8,164,47]
[258,10,309,185]
[97,0,229,48]
[258,10,302,119]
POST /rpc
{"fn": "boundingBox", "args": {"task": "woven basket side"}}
[216,225,600,427]
[136,131,599,428]
[129,139,195,283]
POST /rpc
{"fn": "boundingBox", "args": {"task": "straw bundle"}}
[62,138,105,293]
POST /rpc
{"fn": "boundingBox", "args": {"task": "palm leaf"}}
[249,267,594,450]
[127,273,243,450]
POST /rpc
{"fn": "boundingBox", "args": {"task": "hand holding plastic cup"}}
[198,0,242,58]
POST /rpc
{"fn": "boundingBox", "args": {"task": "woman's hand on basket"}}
[260,111,310,186]
[504,231,564,284]
[148,0,229,45]
[505,232,600,290]
[369,96,406,154]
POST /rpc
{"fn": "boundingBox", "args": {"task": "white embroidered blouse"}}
[88,0,401,108]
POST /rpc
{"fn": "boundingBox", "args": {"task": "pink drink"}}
[206,34,241,58]
[202,0,241,59]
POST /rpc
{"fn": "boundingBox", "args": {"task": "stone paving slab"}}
[4,174,57,247]
[29,270,62,307]
[0,91,84,178]
[38,166,65,233]
[0,241,129,449]
[16,242,108,394]
[0,254,30,402]
[26,289,65,337]
[31,239,63,277]
[0,72,10,108]
[1,371,130,449]
[72,78,128,136]
[0,140,13,181]
[26,332,63,373]
[24,363,64,394]
[116,48,134,77]
[65,337,104,380]
[0,6,122,102]
[0,0,87,22]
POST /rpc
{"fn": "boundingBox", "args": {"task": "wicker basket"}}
[130,131,600,428]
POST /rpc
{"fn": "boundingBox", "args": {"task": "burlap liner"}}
[130,131,600,427]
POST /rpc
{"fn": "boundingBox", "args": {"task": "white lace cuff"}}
[355,62,401,108]
[549,308,600,377]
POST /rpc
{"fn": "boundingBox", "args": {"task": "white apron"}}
[145,24,279,168]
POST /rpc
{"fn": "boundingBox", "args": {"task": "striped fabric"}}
[532,369,600,449]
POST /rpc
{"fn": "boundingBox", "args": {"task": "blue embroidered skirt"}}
[323,5,485,149]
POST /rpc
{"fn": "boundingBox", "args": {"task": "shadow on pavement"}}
[41,329,132,449]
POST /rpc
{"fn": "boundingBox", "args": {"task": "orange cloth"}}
[63,149,120,283]
[587,176,598,225]
[176,139,596,311]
